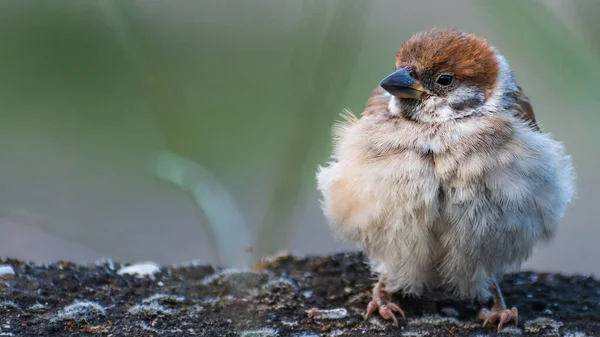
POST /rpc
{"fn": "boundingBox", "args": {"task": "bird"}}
[315,28,575,333]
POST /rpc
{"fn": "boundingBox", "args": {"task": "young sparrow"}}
[316,28,575,332]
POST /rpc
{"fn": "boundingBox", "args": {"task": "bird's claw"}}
[479,306,518,333]
[364,299,405,327]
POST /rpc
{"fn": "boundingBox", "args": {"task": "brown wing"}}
[513,86,540,132]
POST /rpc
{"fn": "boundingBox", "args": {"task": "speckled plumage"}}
[316,29,576,322]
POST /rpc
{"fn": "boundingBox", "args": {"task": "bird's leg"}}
[364,277,405,326]
[478,279,518,333]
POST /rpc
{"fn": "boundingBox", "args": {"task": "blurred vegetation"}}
[255,0,371,258]
[0,1,597,270]
[476,0,600,128]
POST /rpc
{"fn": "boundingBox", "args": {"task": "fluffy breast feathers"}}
[316,88,575,299]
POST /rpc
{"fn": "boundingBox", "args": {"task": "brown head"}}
[380,28,518,123]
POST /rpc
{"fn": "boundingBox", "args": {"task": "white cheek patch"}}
[413,96,447,123]
[415,86,487,123]
[420,97,439,113]
[434,106,454,120]
[388,96,401,116]
[448,87,482,106]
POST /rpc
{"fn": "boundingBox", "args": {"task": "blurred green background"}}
[0,0,598,273]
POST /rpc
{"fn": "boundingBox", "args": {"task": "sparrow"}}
[316,28,575,332]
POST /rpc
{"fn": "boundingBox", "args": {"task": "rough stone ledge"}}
[0,252,598,336]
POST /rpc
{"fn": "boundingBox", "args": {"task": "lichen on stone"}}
[524,317,563,334]
[239,328,279,337]
[127,302,173,318]
[141,293,185,305]
[52,300,106,322]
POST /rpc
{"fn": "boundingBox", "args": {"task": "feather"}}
[513,87,540,132]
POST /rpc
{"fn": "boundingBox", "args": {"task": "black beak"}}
[379,67,425,99]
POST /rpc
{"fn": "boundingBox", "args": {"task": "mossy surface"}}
[0,253,598,336]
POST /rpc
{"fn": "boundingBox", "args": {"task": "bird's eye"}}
[436,74,454,86]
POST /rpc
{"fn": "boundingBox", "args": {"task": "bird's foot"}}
[364,287,405,326]
[478,306,518,333]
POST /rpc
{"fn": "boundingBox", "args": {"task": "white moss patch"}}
[407,315,461,327]
[52,300,106,322]
[200,268,266,286]
[141,293,185,305]
[0,301,19,310]
[202,296,221,304]
[401,331,429,337]
[117,262,160,279]
[239,328,279,337]
[127,302,173,318]
[280,320,298,327]
[94,258,116,270]
[366,315,387,331]
[302,291,313,299]
[524,317,563,334]
[136,321,159,333]
[262,277,298,291]
[0,266,14,277]
[563,332,589,337]
[501,326,523,335]
[28,303,47,312]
